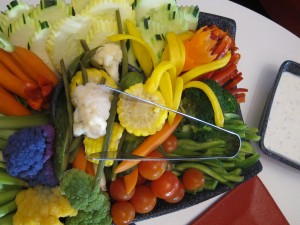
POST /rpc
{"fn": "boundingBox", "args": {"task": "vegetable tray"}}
[50,11,263,222]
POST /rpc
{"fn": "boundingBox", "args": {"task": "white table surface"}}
[1,0,300,224]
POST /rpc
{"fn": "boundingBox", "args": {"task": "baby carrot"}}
[0,49,35,83]
[0,86,31,116]
[0,64,26,99]
[12,46,59,86]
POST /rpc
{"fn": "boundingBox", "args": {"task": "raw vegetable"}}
[13,185,78,225]
[130,184,157,213]
[124,167,139,194]
[111,201,135,225]
[0,86,31,116]
[60,169,112,225]
[114,114,183,174]
[109,177,135,202]
[2,124,58,187]
[117,83,168,136]
[84,122,124,167]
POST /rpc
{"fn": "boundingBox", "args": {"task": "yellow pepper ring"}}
[168,77,184,125]
[159,71,173,109]
[183,80,224,127]
[108,34,157,68]
[181,51,231,84]
[166,32,181,75]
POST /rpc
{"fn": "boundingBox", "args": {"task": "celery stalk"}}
[0,114,50,130]
[0,201,17,218]
[0,139,7,149]
[0,172,28,187]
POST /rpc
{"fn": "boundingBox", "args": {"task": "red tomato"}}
[162,134,178,153]
[111,201,135,225]
[109,177,135,201]
[136,173,147,185]
[151,171,180,199]
[182,168,205,192]
[138,151,167,180]
[165,180,185,203]
[130,185,157,214]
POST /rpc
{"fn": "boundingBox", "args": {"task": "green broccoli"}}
[60,169,112,225]
[182,79,238,124]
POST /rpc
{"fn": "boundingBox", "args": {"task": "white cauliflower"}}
[93,43,122,83]
[72,82,111,139]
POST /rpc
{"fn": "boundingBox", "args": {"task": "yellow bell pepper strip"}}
[181,51,231,84]
[178,31,194,41]
[159,72,173,109]
[125,20,154,76]
[166,32,181,76]
[183,80,224,127]
[145,61,176,94]
[108,33,157,75]
[168,77,184,124]
[176,34,186,75]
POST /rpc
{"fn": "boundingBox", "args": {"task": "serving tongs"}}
[87,84,242,161]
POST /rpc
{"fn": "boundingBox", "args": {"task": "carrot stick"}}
[0,49,36,83]
[0,64,26,98]
[0,86,31,116]
[72,145,87,171]
[12,46,59,86]
[85,161,96,176]
[124,167,139,194]
[114,115,183,174]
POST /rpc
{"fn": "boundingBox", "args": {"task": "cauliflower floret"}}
[72,82,111,139]
[93,43,122,83]
[13,185,77,225]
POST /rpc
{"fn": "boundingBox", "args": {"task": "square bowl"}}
[259,60,300,170]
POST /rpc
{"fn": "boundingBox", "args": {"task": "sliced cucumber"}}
[138,20,166,62]
[8,13,35,48]
[178,5,200,31]
[71,0,90,14]
[28,21,57,73]
[0,0,33,36]
[133,0,176,23]
[80,0,135,26]
[85,19,118,49]
[31,0,72,27]
[46,14,94,72]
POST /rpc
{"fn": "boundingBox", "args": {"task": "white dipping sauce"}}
[264,71,300,165]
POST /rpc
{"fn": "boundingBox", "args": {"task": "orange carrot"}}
[0,64,26,99]
[0,49,35,83]
[12,46,59,86]
[72,145,87,172]
[0,86,31,116]
[114,115,183,174]
[85,161,96,176]
[124,167,139,194]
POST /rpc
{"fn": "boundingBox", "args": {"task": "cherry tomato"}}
[136,173,147,185]
[182,168,205,192]
[130,185,157,214]
[109,177,135,201]
[151,171,180,199]
[162,134,178,153]
[165,180,185,204]
[111,201,135,225]
[138,151,167,180]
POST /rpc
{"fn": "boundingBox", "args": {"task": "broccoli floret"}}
[182,79,238,125]
[60,169,112,225]
[2,125,58,187]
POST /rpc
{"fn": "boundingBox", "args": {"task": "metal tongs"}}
[87,84,241,161]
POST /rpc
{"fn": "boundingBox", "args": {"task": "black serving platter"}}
[259,60,300,170]
[50,10,262,223]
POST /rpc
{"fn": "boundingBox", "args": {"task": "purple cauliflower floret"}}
[3,124,58,187]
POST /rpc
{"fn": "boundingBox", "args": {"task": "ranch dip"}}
[263,71,300,164]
